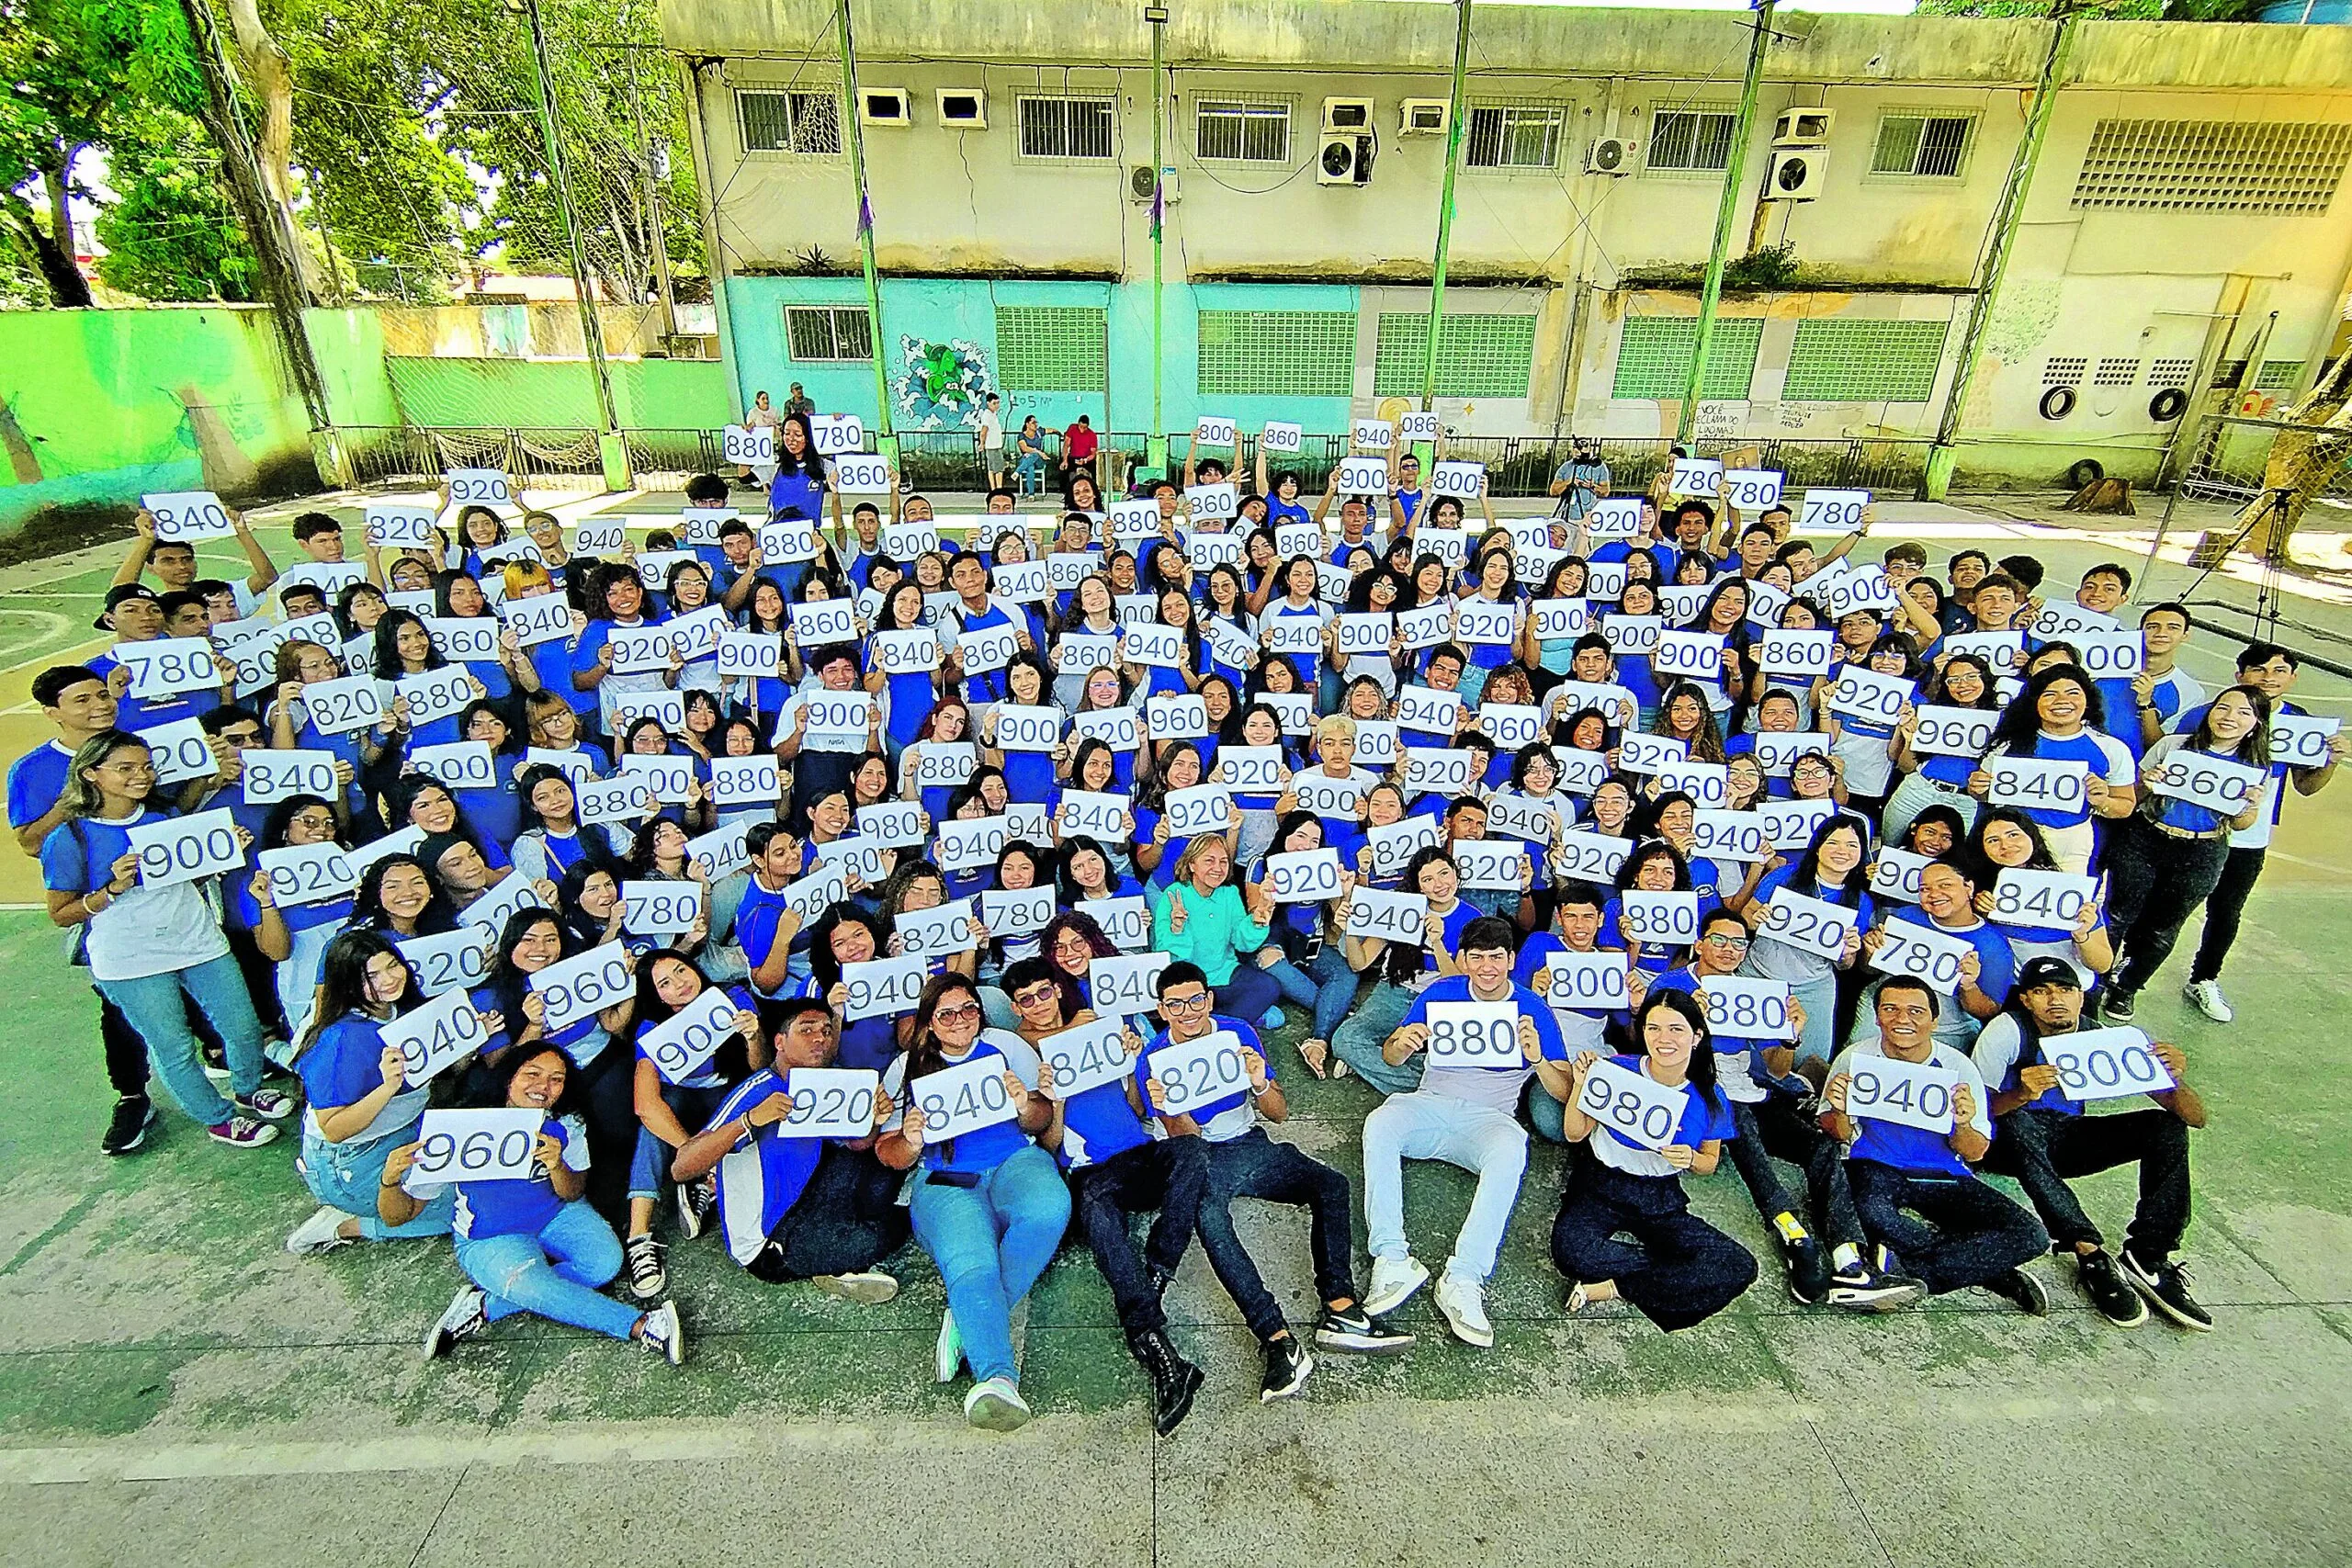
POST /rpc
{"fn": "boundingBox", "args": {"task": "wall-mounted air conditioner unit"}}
[1400,99,1450,137]
[1323,96,1374,133]
[1764,147,1827,200]
[1774,108,1833,146]
[1586,137,1638,175]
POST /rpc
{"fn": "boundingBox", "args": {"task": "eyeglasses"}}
[1161,992,1212,1013]
[288,812,337,830]
[933,1002,982,1025]
[1702,933,1750,949]
[1012,986,1060,1008]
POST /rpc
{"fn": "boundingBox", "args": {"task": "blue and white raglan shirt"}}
[6,740,74,840]
[1583,1055,1735,1178]
[1393,975,1566,1112]
[1514,931,1616,1055]
[1136,1015,1267,1144]
[2171,695,2306,854]
[1647,965,1795,1105]
[880,1030,1044,1178]
[1880,904,2015,1049]
[1985,728,2134,836]
[410,1113,592,1240]
[1968,1013,2086,1121]
[1051,1062,1153,1172]
[1824,1039,1993,1179]
[706,1068,826,1265]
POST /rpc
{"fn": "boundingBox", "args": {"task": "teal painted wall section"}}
[385,356,731,429]
[725,276,1364,442]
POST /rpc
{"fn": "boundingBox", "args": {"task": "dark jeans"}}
[745,1143,912,1282]
[1724,1095,1864,1249]
[1550,1157,1757,1331]
[1195,1126,1357,1342]
[571,1046,641,1228]
[1074,1135,1208,1337]
[2104,817,2232,997]
[2189,845,2265,984]
[1848,1159,2047,1295]
[1214,963,1282,1023]
[1983,1106,2190,1260]
[96,989,152,1100]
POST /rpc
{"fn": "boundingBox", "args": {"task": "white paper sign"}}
[638,991,741,1084]
[1696,976,1797,1041]
[242,748,340,807]
[907,1054,1023,1143]
[382,985,493,1086]
[1990,868,2097,929]
[397,927,493,997]
[1148,1029,1251,1116]
[2146,748,2265,815]
[2040,1025,2177,1102]
[1090,952,1171,1018]
[810,413,865,455]
[143,490,237,542]
[1577,1057,1688,1151]
[1336,457,1390,496]
[1869,920,1973,991]
[1795,488,1869,535]
[842,954,927,1021]
[1080,895,1153,953]
[1430,460,1486,499]
[897,897,981,959]
[1343,886,1428,942]
[1758,889,1858,960]
[1722,468,1782,511]
[1423,999,1522,1067]
[1162,784,1235,839]
[1040,1018,1132,1100]
[401,1109,541,1193]
[257,842,358,908]
[117,637,223,699]
[1263,847,1343,904]
[1842,1052,1959,1133]
[790,601,860,647]
[128,808,244,889]
[623,879,704,936]
[1620,890,1701,946]
[1987,756,2088,815]
[1544,951,1630,1011]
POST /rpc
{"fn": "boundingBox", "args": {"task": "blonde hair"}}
[503,560,555,599]
[1313,714,1357,749]
[1170,832,1232,887]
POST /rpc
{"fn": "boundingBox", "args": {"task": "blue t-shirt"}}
[1592,1052,1735,1161]
[6,739,73,832]
[1136,1015,1267,1141]
[445,1115,589,1240]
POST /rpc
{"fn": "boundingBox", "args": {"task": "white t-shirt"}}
[978,409,1006,451]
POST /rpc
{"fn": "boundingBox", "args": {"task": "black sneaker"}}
[423,1285,488,1359]
[1312,1306,1416,1354]
[1826,1264,1929,1313]
[101,1096,157,1156]
[624,1233,668,1299]
[2098,988,2138,1025]
[1984,1267,2050,1316]
[1783,1235,1832,1306]
[1260,1333,1314,1403]
[2120,1249,2213,1332]
[2075,1247,2149,1327]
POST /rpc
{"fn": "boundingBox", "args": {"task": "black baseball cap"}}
[2014,956,2081,992]
[97,584,162,629]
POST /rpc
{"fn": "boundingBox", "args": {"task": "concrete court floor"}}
[0,491,2347,1567]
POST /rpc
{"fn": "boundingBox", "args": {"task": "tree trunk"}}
[219,0,321,297]
[2238,355,2352,559]
[178,0,332,430]
[1,193,93,309]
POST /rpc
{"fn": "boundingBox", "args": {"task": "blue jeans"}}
[1263,943,1361,1042]
[630,1083,732,1200]
[1214,961,1283,1029]
[1329,979,1425,1095]
[96,953,265,1126]
[301,1121,454,1239]
[454,1199,641,1340]
[907,1145,1071,1384]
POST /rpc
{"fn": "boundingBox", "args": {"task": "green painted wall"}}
[385,355,732,430]
[0,305,395,535]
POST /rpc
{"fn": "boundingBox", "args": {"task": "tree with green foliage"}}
[93,107,258,300]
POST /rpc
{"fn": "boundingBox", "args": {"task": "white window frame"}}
[1016,95,1118,162]
[1193,96,1293,164]
[734,87,843,157]
[1867,110,1976,181]
[1464,102,1567,172]
[1645,107,1742,175]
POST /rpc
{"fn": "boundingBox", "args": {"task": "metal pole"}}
[1419,0,1474,414]
[1925,3,2079,499]
[626,50,679,341]
[676,58,743,420]
[521,0,619,435]
[1148,4,1168,472]
[836,0,898,457]
[1678,0,1774,446]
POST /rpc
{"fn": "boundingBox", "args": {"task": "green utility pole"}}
[1419,0,1475,424]
[1148,4,1169,474]
[1925,3,2079,500]
[520,0,627,488]
[836,0,899,463]
[1678,0,1776,446]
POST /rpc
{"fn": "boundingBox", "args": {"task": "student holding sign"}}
[2095,685,2271,1025]
[1883,652,2000,847]
[1972,958,2209,1329]
[1149,835,1285,1029]
[1956,809,2112,990]
[1359,917,1566,1348]
[283,932,464,1253]
[1246,811,1363,1061]
[1821,978,2049,1311]
[1552,990,1757,1330]
[1330,846,1479,1092]
[40,730,288,1150]
[380,1043,687,1366]
[1970,667,2136,874]
[876,976,1067,1432]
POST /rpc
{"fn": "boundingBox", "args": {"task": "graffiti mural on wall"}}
[893,335,991,430]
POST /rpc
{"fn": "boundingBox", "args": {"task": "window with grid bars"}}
[1871,114,1972,178]
[2256,359,2304,391]
[1610,316,1763,400]
[2094,357,2141,388]
[737,90,842,155]
[2147,357,2197,389]
[1196,310,1355,397]
[785,306,872,362]
[1196,99,1291,164]
[1465,105,1566,170]
[1372,314,1539,398]
[2071,119,2352,215]
[1019,96,1116,160]
[2044,357,2088,387]
[1648,110,1739,172]
[1781,320,1951,402]
[994,306,1107,391]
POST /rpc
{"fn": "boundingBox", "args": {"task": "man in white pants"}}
[1362,915,1571,1346]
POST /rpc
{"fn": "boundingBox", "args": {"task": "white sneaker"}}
[963,1376,1032,1431]
[934,1309,964,1382]
[637,1300,686,1366]
[2183,979,2234,1023]
[810,1270,901,1303]
[423,1286,488,1359]
[285,1205,356,1256]
[1435,1273,1494,1348]
[1364,1253,1430,1316]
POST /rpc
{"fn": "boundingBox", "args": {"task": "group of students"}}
[16,407,2341,1434]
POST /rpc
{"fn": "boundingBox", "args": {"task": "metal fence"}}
[334,423,1937,500]
[2174,412,2352,511]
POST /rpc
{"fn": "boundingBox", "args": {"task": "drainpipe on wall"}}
[837,0,899,466]
[1148,4,1169,474]
[1418,0,1475,457]
[1924,2,2080,501]
[678,58,743,422]
[1678,0,1776,446]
